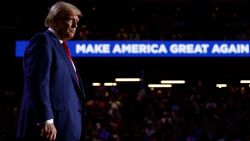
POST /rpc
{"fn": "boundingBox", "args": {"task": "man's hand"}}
[40,123,57,141]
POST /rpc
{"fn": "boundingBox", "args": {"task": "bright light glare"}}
[92,83,101,86]
[240,80,250,84]
[115,78,141,82]
[216,84,227,88]
[148,84,172,88]
[104,82,117,86]
[161,80,185,84]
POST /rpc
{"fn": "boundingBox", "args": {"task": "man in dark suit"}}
[16,1,85,141]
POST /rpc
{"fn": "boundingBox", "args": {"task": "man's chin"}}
[67,34,75,39]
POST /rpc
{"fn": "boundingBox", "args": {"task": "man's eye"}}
[66,18,78,24]
[67,19,73,22]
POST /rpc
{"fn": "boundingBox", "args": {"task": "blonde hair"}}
[44,1,82,27]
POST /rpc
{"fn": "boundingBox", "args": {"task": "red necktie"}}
[62,41,72,61]
[62,41,79,81]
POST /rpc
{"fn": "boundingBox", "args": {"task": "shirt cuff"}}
[45,119,54,124]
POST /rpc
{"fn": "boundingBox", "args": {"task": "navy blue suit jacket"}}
[16,30,85,141]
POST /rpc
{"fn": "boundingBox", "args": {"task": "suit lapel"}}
[75,66,85,98]
[46,31,80,90]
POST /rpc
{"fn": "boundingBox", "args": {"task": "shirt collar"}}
[48,27,63,44]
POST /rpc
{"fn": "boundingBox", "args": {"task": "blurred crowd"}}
[2,80,250,141]
[82,80,250,141]
[72,4,250,41]
[75,22,250,41]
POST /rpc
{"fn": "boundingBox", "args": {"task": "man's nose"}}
[72,23,77,28]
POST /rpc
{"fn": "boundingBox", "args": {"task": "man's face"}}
[57,10,80,40]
